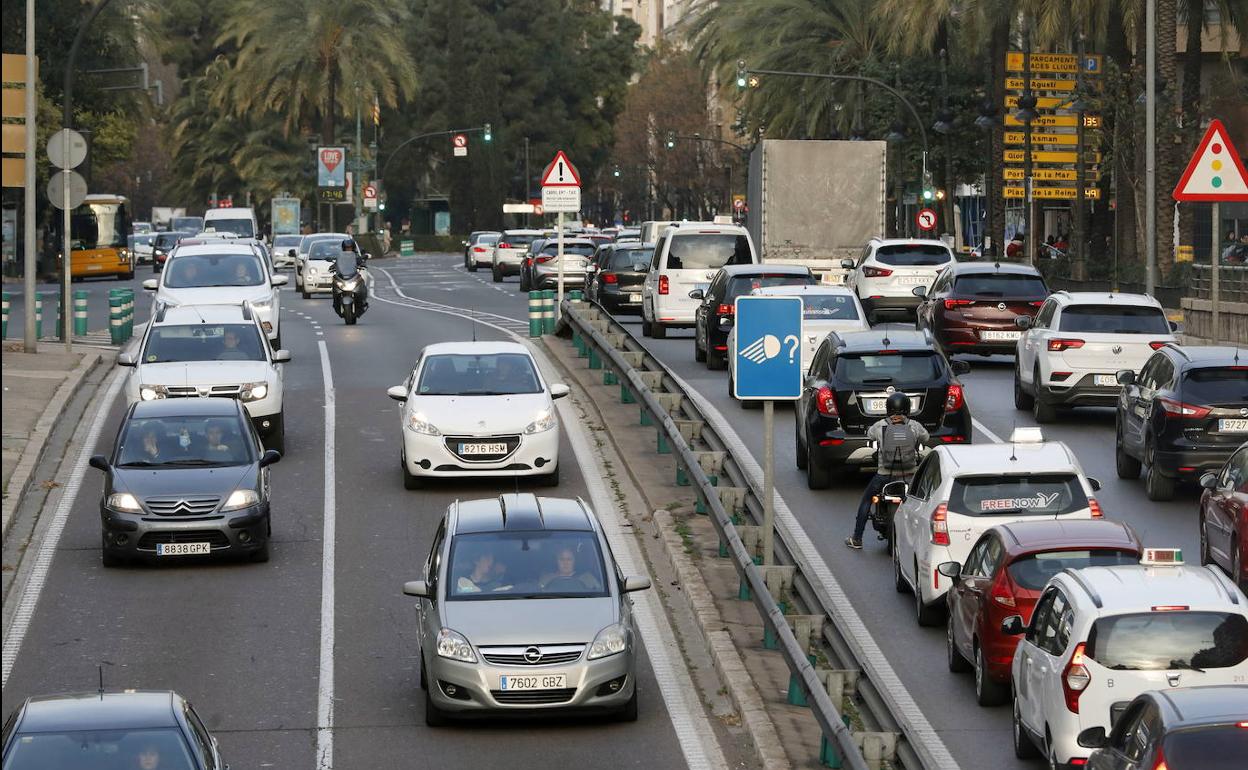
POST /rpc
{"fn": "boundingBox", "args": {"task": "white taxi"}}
[1006,548,1248,769]
[892,428,1103,626]
[387,341,568,488]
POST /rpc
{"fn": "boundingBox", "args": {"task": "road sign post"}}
[48,127,87,353]
[539,151,582,314]
[733,296,803,566]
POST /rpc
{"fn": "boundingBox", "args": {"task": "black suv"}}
[795,329,973,488]
[586,242,653,314]
[690,264,816,370]
[1114,344,1248,501]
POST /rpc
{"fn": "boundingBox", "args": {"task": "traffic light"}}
[482,123,493,142]
[921,171,935,202]
[378,199,386,211]
[664,131,676,150]
[736,60,747,89]
[612,164,621,178]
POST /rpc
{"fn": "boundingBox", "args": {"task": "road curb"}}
[1,350,105,539]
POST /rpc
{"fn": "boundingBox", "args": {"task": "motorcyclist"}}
[332,239,368,313]
[845,392,929,550]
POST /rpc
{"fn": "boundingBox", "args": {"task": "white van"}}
[639,220,680,246]
[203,207,260,242]
[641,223,757,338]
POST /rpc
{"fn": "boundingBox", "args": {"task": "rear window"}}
[1181,366,1248,404]
[663,233,753,270]
[953,273,1048,297]
[801,295,860,320]
[1163,725,1248,770]
[834,352,943,387]
[874,244,952,266]
[479,234,500,246]
[948,474,1089,516]
[1058,304,1170,334]
[1087,611,1248,671]
[540,243,596,256]
[727,273,814,302]
[501,234,538,247]
[1007,550,1139,590]
[609,248,653,270]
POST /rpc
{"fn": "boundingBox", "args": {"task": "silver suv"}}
[402,493,651,725]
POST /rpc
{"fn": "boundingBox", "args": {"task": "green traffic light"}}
[483,123,493,142]
[736,59,747,90]
[922,190,934,201]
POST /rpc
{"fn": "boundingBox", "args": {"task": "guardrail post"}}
[620,382,635,404]
[528,291,542,337]
[1,291,9,338]
[587,346,602,370]
[73,289,89,336]
[820,715,853,768]
[603,367,617,386]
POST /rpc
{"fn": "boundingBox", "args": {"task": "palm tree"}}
[215,0,417,144]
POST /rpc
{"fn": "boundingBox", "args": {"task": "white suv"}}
[844,238,955,322]
[892,428,1103,626]
[491,229,544,282]
[1006,549,1248,769]
[641,223,757,339]
[1014,292,1177,423]
[119,304,290,451]
[143,243,287,347]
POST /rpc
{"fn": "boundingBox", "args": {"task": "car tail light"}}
[717,304,734,317]
[1047,338,1085,352]
[1150,605,1189,612]
[1158,397,1211,419]
[1148,341,1170,350]
[535,255,555,264]
[1050,371,1073,381]
[990,576,1017,608]
[816,386,839,417]
[930,504,949,545]
[498,242,511,249]
[944,299,973,309]
[862,266,893,278]
[658,275,669,295]
[1088,498,1103,518]
[1029,300,1044,307]
[472,246,487,253]
[945,383,964,412]
[1151,746,1167,770]
[603,273,619,284]
[1062,642,1090,713]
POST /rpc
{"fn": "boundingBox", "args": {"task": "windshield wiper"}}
[160,458,228,466]
[1169,660,1205,673]
[118,460,160,467]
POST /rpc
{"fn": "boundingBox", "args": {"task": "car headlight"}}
[241,382,269,402]
[221,489,260,511]
[250,298,272,313]
[106,492,142,512]
[307,267,318,277]
[523,408,556,434]
[139,384,166,401]
[587,623,628,660]
[406,411,441,436]
[435,628,476,663]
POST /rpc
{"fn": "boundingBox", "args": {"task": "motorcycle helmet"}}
[340,239,357,252]
[884,392,911,417]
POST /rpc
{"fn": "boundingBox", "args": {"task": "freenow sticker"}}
[979,492,1062,511]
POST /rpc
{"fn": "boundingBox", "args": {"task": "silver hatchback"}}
[403,493,651,724]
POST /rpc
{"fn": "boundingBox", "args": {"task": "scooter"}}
[866,441,929,543]
[331,255,369,325]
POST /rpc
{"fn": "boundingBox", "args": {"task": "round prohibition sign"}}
[453,134,468,148]
[916,207,937,232]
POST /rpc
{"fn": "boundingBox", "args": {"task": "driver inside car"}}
[539,547,601,590]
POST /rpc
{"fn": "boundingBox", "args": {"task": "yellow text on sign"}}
[1005,131,1080,146]
[1003,168,1101,182]
[1006,52,1103,74]
[1005,77,1077,91]
[1004,95,1067,109]
[1004,150,1103,164]
[1003,186,1102,200]
[1005,114,1079,128]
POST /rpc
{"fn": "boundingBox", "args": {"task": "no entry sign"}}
[916,208,937,232]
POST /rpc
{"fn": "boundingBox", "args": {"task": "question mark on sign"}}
[784,335,800,364]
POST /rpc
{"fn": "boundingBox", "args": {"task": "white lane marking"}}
[316,340,336,770]
[972,418,1004,444]
[2,367,127,688]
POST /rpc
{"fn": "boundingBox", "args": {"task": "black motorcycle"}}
[331,253,368,325]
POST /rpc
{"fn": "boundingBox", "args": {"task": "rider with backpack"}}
[846,392,929,550]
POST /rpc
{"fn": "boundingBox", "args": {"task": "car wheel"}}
[250,539,271,563]
[537,464,560,487]
[1144,443,1176,502]
[616,686,639,722]
[806,442,831,489]
[301,288,310,300]
[641,317,652,337]
[914,561,943,626]
[424,686,449,727]
[694,332,707,362]
[492,266,502,283]
[893,539,907,593]
[267,414,286,455]
[975,644,1008,706]
[467,260,477,273]
[947,614,971,673]
[419,654,429,690]
[520,271,530,292]
[651,322,667,339]
[707,347,726,371]
[795,415,808,470]
[1115,422,1142,479]
[1013,364,1034,410]
[1031,367,1056,423]
[1013,695,1040,759]
[402,452,424,490]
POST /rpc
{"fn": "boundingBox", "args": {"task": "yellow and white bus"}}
[64,194,134,280]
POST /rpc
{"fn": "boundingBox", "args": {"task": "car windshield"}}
[416,353,541,395]
[1087,611,1248,671]
[1058,304,1170,334]
[273,235,302,248]
[3,727,196,770]
[117,415,254,466]
[143,323,266,363]
[154,232,190,249]
[609,247,653,270]
[834,352,942,387]
[1163,725,1248,770]
[171,217,203,232]
[164,254,265,288]
[1007,549,1140,590]
[874,245,952,266]
[540,243,596,257]
[953,273,1048,297]
[727,273,813,302]
[948,474,1088,516]
[664,233,753,270]
[797,294,861,320]
[301,235,344,253]
[1181,366,1248,403]
[205,218,254,238]
[132,234,155,246]
[446,531,609,600]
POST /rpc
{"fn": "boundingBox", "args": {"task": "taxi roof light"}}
[1141,548,1184,566]
[1009,427,1044,444]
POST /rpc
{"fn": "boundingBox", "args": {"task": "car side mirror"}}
[1087,477,1102,492]
[687,288,704,300]
[622,576,651,592]
[1077,726,1108,749]
[88,454,110,472]
[1169,320,1179,332]
[271,274,289,286]
[259,449,282,467]
[911,285,927,297]
[387,385,408,402]
[142,279,158,291]
[1001,615,1025,636]
[881,480,907,501]
[840,259,855,270]
[403,580,430,598]
[272,349,292,363]
[936,561,962,579]
[1200,472,1219,490]
[550,383,570,400]
[1014,316,1032,330]
[951,360,971,375]
[1115,369,1135,386]
[117,352,137,366]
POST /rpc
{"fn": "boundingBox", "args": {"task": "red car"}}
[914,261,1049,355]
[1200,441,1248,587]
[940,519,1141,706]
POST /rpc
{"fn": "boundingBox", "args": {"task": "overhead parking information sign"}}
[733,296,802,400]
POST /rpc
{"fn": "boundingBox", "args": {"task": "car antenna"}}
[98,663,106,699]
[1009,419,1018,462]
[471,304,478,343]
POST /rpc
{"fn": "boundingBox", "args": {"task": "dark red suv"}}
[915,262,1049,355]
[941,519,1141,706]
[1199,442,1248,588]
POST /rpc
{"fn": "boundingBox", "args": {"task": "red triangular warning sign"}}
[1173,119,1248,202]
[540,151,581,187]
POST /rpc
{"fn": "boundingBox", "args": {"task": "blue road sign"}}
[733,296,803,400]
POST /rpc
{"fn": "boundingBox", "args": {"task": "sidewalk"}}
[1,344,105,537]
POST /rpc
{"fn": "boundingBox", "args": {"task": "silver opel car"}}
[403,493,651,724]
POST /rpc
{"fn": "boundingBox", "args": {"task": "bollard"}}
[122,289,134,339]
[109,291,124,345]
[603,367,617,386]
[656,428,671,454]
[2,291,9,339]
[541,290,555,334]
[35,292,46,338]
[640,406,653,426]
[73,290,89,336]
[528,291,542,337]
[568,289,584,302]
[820,715,853,768]
[54,293,64,339]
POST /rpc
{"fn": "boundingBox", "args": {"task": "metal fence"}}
[1189,264,1248,304]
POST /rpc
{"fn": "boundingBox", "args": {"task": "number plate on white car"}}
[460,442,508,455]
[499,673,566,691]
[980,330,1021,341]
[897,276,928,285]
[627,294,641,302]
[157,542,211,556]
[1093,375,1120,387]
[1219,419,1248,433]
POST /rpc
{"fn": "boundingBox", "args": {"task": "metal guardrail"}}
[1190,264,1248,303]
[558,299,942,770]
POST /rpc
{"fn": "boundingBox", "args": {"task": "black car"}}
[691,264,816,370]
[1114,344,1248,501]
[794,329,973,488]
[586,242,653,314]
[151,231,193,273]
[89,398,281,566]
[1078,686,1248,770]
[2,690,223,769]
